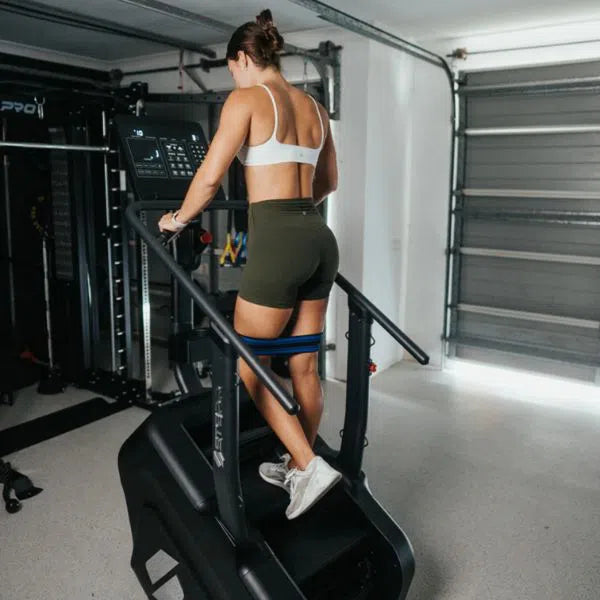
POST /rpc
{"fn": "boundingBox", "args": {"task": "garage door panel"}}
[467,145,600,166]
[467,132,600,149]
[463,221,600,256]
[466,60,600,86]
[467,162,600,184]
[462,257,600,295]
[468,93,600,128]
[459,283,600,322]
[465,176,600,192]
[455,345,598,379]
[456,313,600,365]
[465,197,600,213]
[459,258,600,320]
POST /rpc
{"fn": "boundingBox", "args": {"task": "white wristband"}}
[171,210,188,230]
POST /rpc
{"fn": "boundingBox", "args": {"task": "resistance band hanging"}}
[219,208,247,267]
[219,208,238,267]
[234,231,247,266]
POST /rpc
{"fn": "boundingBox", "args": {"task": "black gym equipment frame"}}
[0,97,137,455]
[127,41,341,120]
[0,50,162,453]
[120,201,429,599]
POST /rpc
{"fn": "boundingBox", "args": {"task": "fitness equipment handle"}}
[126,201,299,415]
[335,273,430,365]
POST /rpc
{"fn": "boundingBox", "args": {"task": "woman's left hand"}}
[158,211,179,233]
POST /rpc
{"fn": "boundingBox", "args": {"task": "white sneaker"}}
[284,456,342,520]
[259,453,291,491]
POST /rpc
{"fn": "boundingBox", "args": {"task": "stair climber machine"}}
[116,116,430,599]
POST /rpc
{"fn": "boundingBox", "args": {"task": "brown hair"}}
[226,9,284,70]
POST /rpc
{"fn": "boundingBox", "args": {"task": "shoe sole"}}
[286,470,342,520]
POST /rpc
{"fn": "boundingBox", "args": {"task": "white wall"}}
[330,34,451,378]
[403,61,452,370]
[327,34,370,379]
[361,44,413,372]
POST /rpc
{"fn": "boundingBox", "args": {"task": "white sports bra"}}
[237,83,325,167]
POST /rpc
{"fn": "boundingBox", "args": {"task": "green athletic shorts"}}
[238,198,339,309]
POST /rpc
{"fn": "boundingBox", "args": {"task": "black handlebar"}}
[126,201,300,415]
[158,230,182,245]
[335,273,429,365]
[128,198,428,415]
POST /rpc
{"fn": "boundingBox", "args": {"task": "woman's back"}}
[239,82,328,202]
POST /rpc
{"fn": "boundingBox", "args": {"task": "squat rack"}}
[0,109,127,372]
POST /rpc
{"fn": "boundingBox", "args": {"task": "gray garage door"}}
[446,61,600,382]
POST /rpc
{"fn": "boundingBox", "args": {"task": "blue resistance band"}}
[239,333,322,356]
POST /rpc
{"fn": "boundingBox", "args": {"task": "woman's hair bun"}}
[256,9,284,53]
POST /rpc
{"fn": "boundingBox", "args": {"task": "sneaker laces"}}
[272,454,290,475]
[272,461,288,477]
[284,467,299,496]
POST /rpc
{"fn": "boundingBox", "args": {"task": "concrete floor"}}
[1,361,599,600]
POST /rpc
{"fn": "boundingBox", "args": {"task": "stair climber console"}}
[114,114,225,202]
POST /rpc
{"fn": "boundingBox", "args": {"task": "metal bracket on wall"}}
[127,45,342,119]
[113,0,341,115]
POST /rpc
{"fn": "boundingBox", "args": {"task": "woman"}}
[158,9,341,520]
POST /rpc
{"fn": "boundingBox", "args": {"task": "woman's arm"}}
[313,108,338,206]
[159,89,251,231]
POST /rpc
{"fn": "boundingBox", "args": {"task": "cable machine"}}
[0,60,143,455]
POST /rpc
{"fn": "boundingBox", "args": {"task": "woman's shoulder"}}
[303,92,328,127]
[224,86,274,111]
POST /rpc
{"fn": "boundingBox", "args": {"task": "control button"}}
[187,170,193,176]
[173,170,179,176]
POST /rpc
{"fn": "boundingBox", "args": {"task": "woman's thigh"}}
[234,295,293,338]
[286,298,328,375]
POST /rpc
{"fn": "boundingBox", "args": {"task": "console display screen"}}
[127,137,162,164]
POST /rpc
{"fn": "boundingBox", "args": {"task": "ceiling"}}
[324,0,600,41]
[0,0,326,61]
[2,0,600,64]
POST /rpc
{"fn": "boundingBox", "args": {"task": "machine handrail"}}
[335,273,429,365]
[125,201,299,415]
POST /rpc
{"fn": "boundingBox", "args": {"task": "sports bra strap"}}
[257,83,279,140]
[259,83,324,148]
[308,95,325,147]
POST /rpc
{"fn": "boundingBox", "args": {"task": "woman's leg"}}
[287,298,329,451]
[234,295,315,470]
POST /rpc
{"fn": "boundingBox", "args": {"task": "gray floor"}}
[1,362,599,600]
